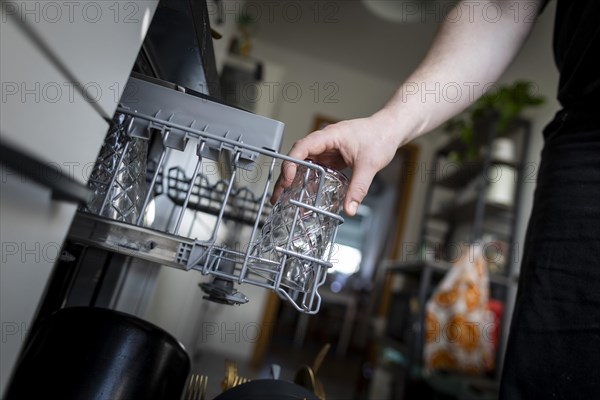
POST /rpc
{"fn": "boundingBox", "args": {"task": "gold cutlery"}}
[185,374,207,400]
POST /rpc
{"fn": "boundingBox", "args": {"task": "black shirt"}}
[546,0,600,111]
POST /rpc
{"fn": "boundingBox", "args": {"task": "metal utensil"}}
[294,343,330,399]
[221,360,251,391]
[293,364,316,393]
[233,375,250,387]
[186,374,207,400]
[313,343,330,374]
[213,379,319,400]
[221,360,238,392]
[312,344,330,400]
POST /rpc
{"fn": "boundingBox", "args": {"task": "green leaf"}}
[443,79,546,141]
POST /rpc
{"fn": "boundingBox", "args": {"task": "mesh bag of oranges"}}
[423,244,496,375]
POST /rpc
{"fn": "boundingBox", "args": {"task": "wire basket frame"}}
[79,107,345,314]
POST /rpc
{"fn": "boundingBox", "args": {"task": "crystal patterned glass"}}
[85,114,148,224]
[251,161,348,293]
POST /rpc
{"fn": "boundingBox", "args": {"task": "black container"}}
[214,379,319,400]
[5,307,190,400]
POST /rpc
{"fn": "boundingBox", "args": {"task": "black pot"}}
[5,306,190,400]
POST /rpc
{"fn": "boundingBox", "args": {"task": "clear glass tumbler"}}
[251,161,348,293]
[85,114,148,224]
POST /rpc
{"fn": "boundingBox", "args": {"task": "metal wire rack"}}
[71,81,345,314]
[163,166,272,227]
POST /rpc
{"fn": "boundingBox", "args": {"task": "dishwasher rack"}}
[162,166,272,227]
[69,78,345,314]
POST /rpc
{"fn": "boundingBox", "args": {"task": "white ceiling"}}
[250,0,444,81]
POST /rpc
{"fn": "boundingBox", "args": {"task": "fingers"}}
[269,117,390,216]
[344,162,376,216]
[270,130,337,204]
[288,130,333,161]
[270,151,303,205]
[269,159,298,204]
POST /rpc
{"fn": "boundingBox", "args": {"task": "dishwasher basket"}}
[71,76,345,314]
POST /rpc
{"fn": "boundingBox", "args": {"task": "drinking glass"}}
[251,161,348,292]
[85,114,148,224]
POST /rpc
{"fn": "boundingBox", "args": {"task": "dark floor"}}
[266,337,366,399]
[189,337,366,399]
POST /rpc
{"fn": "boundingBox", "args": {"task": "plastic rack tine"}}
[136,129,170,225]
[174,145,203,234]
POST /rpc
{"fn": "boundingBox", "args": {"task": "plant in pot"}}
[444,80,546,162]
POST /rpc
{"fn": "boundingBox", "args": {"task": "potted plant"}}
[444,80,546,162]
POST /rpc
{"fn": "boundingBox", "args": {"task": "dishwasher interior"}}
[65,73,345,315]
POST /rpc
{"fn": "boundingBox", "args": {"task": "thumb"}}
[344,164,376,216]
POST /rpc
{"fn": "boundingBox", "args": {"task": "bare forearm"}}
[378,0,544,145]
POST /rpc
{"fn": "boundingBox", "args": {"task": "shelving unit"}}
[373,114,531,399]
[420,116,530,277]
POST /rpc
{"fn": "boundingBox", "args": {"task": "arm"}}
[273,0,545,216]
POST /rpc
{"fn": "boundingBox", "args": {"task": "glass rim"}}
[305,159,349,185]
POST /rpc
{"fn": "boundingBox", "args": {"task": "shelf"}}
[391,116,530,390]
[380,336,411,365]
[424,372,500,399]
[437,135,472,157]
[429,199,514,223]
[436,158,520,189]
[437,118,528,157]
[385,259,452,276]
[384,260,516,287]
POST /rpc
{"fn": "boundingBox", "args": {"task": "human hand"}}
[270,112,403,216]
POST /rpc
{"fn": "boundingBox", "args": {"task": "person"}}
[271,0,600,398]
